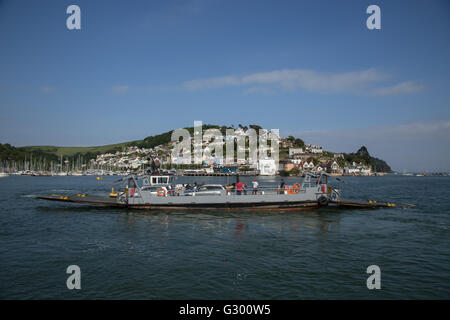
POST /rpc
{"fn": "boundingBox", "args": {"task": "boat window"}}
[158,177,168,184]
[152,177,157,184]
[142,178,149,186]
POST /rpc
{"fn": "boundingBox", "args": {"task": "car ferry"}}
[36,172,397,210]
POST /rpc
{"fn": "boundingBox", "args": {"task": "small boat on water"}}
[36,172,398,210]
[0,172,9,178]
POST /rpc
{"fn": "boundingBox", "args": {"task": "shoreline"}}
[2,171,447,177]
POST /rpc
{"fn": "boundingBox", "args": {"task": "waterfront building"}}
[331,161,342,175]
[258,159,277,176]
[306,144,323,154]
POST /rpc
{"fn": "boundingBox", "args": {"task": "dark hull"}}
[36,195,319,210]
[128,201,319,210]
[36,195,395,210]
[36,195,127,207]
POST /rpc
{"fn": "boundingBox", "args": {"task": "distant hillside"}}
[2,127,392,173]
[1,143,28,160]
[19,141,142,159]
[0,124,213,162]
[137,124,246,149]
[344,146,392,172]
[15,124,231,160]
[1,143,58,163]
[135,124,224,149]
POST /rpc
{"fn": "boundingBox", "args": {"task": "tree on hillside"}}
[249,124,262,131]
[293,138,305,148]
[285,136,304,148]
[307,157,318,166]
[345,146,370,165]
[344,146,392,172]
[356,146,371,163]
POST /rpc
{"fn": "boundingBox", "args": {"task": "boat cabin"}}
[143,175,172,186]
[125,175,173,191]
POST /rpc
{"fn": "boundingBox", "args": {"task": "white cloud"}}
[40,86,55,94]
[243,86,275,95]
[112,85,129,94]
[182,68,424,96]
[241,68,388,93]
[374,81,425,96]
[183,76,241,91]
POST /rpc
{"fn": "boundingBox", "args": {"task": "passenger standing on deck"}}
[236,180,244,195]
[252,180,259,195]
[279,179,285,194]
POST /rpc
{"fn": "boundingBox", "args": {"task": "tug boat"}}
[36,172,396,210]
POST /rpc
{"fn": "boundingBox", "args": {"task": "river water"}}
[0,175,449,299]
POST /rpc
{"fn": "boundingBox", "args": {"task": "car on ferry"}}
[140,185,170,196]
[184,184,226,196]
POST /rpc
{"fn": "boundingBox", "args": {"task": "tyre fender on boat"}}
[318,195,329,206]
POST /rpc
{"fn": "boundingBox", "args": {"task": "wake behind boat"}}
[36,172,398,210]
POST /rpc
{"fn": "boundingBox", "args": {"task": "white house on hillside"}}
[289,148,304,156]
[302,161,314,171]
[306,144,323,154]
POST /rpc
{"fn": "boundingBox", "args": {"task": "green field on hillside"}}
[19,141,142,158]
[7,124,235,161]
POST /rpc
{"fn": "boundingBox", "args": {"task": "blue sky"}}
[0,0,449,171]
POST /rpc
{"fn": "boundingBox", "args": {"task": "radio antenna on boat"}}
[334,177,347,184]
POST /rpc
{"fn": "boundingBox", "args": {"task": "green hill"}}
[19,141,142,158]
[344,146,392,172]
[2,127,392,173]
[0,143,33,161]
[8,124,225,161]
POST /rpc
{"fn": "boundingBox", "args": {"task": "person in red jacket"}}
[236,180,244,195]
